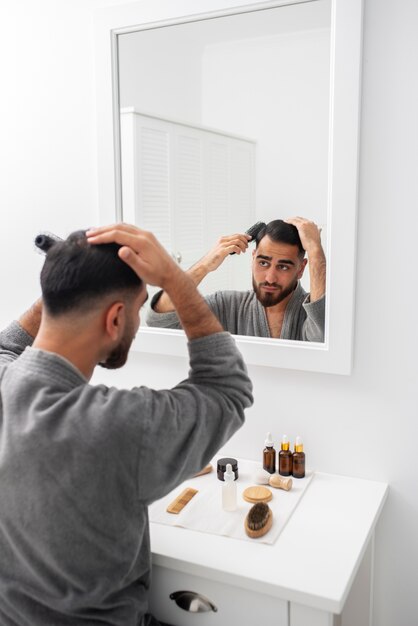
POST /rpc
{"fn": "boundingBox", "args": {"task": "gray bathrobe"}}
[0,321,253,626]
[147,282,325,342]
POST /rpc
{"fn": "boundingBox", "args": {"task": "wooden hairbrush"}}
[244,502,273,538]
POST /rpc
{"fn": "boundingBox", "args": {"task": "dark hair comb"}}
[230,221,266,255]
[245,221,266,240]
[34,232,63,254]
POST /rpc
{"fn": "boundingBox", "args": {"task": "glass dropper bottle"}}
[263,432,276,474]
[279,434,293,476]
[292,436,306,479]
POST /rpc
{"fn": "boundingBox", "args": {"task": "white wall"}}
[1,1,417,626]
[201,29,330,222]
[119,28,203,123]
[0,0,130,322]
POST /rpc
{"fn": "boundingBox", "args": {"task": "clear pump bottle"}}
[222,463,237,511]
[263,432,276,474]
[279,434,293,476]
[292,436,306,479]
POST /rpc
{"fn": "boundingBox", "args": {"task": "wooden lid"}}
[242,485,272,503]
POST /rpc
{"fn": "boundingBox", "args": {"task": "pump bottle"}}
[292,436,306,478]
[279,434,293,476]
[263,432,276,474]
[222,463,237,511]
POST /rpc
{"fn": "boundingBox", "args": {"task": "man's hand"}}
[198,233,251,274]
[19,298,43,338]
[285,216,326,302]
[284,217,323,255]
[86,224,182,289]
[86,223,223,339]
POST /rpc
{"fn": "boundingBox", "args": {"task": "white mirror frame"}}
[94,0,363,375]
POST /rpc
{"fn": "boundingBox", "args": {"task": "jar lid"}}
[217,457,238,472]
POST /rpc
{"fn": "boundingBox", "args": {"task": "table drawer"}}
[149,564,288,626]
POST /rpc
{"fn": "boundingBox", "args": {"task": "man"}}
[146,216,326,342]
[0,224,253,626]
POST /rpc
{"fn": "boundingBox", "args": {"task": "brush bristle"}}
[246,502,270,530]
[245,221,265,239]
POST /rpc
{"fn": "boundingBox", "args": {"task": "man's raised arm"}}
[0,299,43,365]
[285,216,326,302]
[152,232,251,313]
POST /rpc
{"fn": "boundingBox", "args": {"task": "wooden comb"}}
[166,488,198,514]
[193,463,213,477]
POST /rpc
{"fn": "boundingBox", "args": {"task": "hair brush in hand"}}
[230,221,266,255]
[245,221,265,240]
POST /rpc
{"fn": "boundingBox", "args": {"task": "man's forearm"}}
[165,268,222,339]
[307,248,326,302]
[155,261,210,313]
[18,298,43,338]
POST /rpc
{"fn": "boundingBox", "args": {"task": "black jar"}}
[217,457,239,481]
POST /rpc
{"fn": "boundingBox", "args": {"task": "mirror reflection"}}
[118,0,330,341]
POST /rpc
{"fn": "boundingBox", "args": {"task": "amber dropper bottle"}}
[279,434,293,476]
[292,436,305,479]
[263,432,276,474]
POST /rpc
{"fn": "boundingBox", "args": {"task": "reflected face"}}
[252,236,307,308]
[100,287,148,369]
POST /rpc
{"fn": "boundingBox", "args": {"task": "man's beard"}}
[252,277,298,308]
[99,326,135,370]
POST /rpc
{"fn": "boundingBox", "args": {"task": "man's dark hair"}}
[254,219,305,258]
[36,230,143,316]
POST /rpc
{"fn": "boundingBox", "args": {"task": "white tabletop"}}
[150,470,388,613]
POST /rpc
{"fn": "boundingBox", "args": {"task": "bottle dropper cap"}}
[224,463,235,482]
[294,435,304,453]
[265,432,274,447]
[281,434,290,451]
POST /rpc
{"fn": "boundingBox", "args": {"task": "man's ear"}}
[297,258,308,279]
[104,302,125,341]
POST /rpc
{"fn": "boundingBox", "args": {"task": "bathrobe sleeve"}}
[88,331,253,506]
[302,294,326,342]
[135,331,253,504]
[0,321,34,365]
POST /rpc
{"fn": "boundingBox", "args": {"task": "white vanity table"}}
[149,471,388,626]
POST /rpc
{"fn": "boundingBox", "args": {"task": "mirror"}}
[118,2,330,297]
[94,0,363,373]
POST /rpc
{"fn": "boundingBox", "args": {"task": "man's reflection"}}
[146,217,326,342]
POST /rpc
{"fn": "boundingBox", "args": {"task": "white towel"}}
[149,458,314,545]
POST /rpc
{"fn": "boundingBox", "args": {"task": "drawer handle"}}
[170,590,218,613]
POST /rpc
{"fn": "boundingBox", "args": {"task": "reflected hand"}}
[200,233,252,273]
[86,223,182,288]
[284,216,323,256]
[285,216,326,302]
